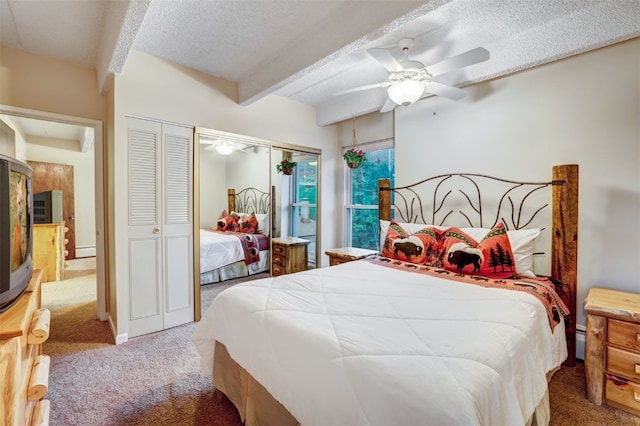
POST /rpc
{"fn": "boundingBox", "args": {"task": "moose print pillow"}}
[381,221,441,265]
[441,222,517,278]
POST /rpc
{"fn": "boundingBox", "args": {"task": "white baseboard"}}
[576,324,586,361]
[108,314,128,345]
[76,246,96,258]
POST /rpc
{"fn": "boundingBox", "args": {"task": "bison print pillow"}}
[440,222,516,278]
[381,221,441,265]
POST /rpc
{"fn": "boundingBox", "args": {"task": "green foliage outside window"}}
[349,148,395,250]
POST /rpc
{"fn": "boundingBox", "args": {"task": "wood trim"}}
[584,313,606,404]
[378,178,391,221]
[228,188,236,213]
[552,164,579,366]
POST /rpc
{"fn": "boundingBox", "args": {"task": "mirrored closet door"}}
[194,128,320,319]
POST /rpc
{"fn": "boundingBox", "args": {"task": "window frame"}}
[343,138,394,250]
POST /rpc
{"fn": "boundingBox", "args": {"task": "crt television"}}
[0,154,34,312]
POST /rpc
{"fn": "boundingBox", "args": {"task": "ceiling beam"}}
[96,0,152,94]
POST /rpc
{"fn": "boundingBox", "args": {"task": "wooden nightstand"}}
[271,237,311,277]
[325,247,377,266]
[584,287,640,416]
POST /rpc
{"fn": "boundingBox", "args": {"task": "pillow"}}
[254,213,270,235]
[441,222,516,278]
[237,213,259,234]
[216,210,238,232]
[380,220,540,277]
[381,221,441,265]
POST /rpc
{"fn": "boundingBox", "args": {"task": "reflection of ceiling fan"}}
[200,138,247,155]
[335,38,489,112]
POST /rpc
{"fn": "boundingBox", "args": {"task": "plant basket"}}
[346,158,363,169]
[277,159,297,175]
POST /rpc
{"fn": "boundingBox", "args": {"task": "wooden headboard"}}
[378,164,579,366]
[228,187,270,214]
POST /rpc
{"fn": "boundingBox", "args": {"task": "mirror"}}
[194,128,321,317]
[270,148,319,269]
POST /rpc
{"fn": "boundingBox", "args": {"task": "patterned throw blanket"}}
[230,232,265,265]
[368,255,569,329]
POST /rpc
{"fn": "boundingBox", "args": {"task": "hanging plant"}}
[276,159,297,175]
[343,147,367,169]
[344,117,366,169]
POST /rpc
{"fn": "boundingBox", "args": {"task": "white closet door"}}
[126,118,163,337]
[162,124,194,329]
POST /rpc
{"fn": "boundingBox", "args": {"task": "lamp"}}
[387,80,425,106]
[215,141,234,155]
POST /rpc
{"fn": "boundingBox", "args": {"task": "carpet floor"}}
[41,274,640,425]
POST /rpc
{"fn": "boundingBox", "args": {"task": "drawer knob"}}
[637,333,640,343]
[636,364,640,375]
[635,392,640,403]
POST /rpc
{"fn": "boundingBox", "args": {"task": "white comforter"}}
[193,260,567,425]
[199,229,245,272]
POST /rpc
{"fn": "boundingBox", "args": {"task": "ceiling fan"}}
[200,138,247,155]
[335,38,490,112]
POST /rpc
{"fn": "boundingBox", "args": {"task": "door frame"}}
[0,104,107,321]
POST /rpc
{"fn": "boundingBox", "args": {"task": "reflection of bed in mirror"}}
[200,187,271,285]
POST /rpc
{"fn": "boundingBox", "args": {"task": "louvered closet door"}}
[126,118,194,337]
[127,118,163,337]
[161,124,194,329]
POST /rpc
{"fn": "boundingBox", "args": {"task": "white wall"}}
[199,145,227,229]
[26,138,96,253]
[0,115,27,160]
[113,50,337,338]
[394,38,640,332]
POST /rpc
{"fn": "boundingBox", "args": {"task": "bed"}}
[199,187,271,285]
[193,165,578,425]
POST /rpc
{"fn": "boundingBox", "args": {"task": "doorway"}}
[28,160,77,260]
[0,105,106,321]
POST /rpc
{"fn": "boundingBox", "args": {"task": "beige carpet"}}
[41,275,640,425]
[63,256,97,280]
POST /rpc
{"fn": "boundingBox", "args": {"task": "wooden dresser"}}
[33,223,67,283]
[0,269,51,425]
[584,287,640,417]
[325,247,377,266]
[271,237,311,276]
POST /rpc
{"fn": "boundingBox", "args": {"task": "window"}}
[291,154,318,267]
[345,142,394,250]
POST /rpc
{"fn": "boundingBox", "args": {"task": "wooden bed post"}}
[228,188,236,213]
[379,179,391,221]
[552,164,579,367]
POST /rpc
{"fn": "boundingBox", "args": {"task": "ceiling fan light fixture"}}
[215,141,235,155]
[387,80,425,106]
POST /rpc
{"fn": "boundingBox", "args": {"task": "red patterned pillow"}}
[237,213,259,234]
[216,210,238,232]
[441,222,516,278]
[381,221,441,265]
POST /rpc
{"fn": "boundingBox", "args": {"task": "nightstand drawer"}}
[273,244,286,256]
[273,254,285,267]
[605,373,640,416]
[330,257,350,266]
[272,264,285,276]
[607,346,640,379]
[608,319,640,352]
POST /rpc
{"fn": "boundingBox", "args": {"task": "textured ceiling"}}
[1,0,639,127]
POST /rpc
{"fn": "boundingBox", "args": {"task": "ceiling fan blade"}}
[367,48,404,72]
[424,82,468,100]
[333,82,387,96]
[426,47,489,77]
[379,98,396,113]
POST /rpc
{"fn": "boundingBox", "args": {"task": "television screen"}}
[10,170,30,272]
